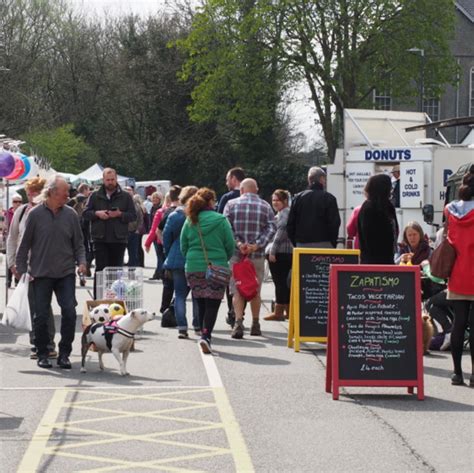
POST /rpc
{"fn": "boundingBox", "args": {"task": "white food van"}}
[327,109,474,240]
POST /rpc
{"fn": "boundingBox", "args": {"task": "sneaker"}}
[250,320,262,336]
[440,333,451,351]
[194,328,202,336]
[231,320,244,339]
[178,330,189,339]
[199,338,212,354]
[48,350,58,359]
[57,355,72,369]
[37,357,52,369]
[451,373,464,385]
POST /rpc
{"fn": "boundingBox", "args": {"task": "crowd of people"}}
[3,164,473,387]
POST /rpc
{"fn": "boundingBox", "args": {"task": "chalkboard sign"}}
[326,265,424,400]
[288,249,359,352]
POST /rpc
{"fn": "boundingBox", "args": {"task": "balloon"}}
[5,155,26,180]
[18,156,31,180]
[0,151,15,177]
[23,157,39,179]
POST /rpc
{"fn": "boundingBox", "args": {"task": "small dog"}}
[81,309,155,376]
[422,311,434,355]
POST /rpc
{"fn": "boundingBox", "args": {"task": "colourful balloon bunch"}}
[0,151,39,181]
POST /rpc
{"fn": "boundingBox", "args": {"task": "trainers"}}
[194,328,202,336]
[231,320,244,339]
[199,338,212,354]
[57,355,72,369]
[250,320,262,336]
[451,373,464,385]
[178,330,189,339]
[37,357,52,369]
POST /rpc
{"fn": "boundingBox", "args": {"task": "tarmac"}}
[0,252,473,472]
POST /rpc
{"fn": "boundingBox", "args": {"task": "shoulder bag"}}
[197,223,231,287]
[430,217,456,280]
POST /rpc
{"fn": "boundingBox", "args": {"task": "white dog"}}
[81,309,155,376]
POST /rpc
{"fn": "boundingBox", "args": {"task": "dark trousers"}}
[426,290,454,333]
[93,241,127,298]
[161,273,174,313]
[127,232,141,267]
[153,242,165,278]
[195,298,221,339]
[32,274,76,358]
[450,300,473,376]
[28,283,55,351]
[268,253,292,304]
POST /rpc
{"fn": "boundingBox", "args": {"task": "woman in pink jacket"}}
[145,193,171,280]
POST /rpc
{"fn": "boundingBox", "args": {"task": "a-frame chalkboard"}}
[287,249,359,352]
[326,265,424,400]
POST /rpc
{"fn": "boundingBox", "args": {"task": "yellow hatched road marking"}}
[16,385,253,472]
[16,389,69,473]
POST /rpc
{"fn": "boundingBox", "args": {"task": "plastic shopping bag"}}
[1,274,32,331]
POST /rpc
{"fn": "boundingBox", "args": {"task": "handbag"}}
[1,274,32,331]
[161,304,177,328]
[197,223,231,287]
[232,256,259,301]
[430,218,456,279]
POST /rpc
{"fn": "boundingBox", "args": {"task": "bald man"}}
[83,168,137,297]
[224,178,276,338]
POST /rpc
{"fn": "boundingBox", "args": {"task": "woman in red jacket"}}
[445,170,474,386]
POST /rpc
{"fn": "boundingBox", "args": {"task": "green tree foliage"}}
[21,124,97,173]
[179,0,458,160]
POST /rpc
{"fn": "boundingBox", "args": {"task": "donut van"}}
[327,109,474,241]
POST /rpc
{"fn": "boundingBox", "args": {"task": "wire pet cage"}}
[96,267,144,311]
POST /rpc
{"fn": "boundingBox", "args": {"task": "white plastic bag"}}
[2,274,32,331]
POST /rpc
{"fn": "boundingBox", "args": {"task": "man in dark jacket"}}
[287,166,341,248]
[217,167,246,214]
[83,168,137,297]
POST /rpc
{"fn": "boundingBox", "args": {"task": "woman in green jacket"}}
[181,188,235,354]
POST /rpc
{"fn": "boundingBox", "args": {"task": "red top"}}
[144,205,168,248]
[446,203,474,295]
[346,205,361,249]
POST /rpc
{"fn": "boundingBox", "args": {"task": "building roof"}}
[456,0,474,22]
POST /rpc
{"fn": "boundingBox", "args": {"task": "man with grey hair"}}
[287,166,341,248]
[16,175,87,370]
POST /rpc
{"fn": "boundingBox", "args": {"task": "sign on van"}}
[400,162,424,208]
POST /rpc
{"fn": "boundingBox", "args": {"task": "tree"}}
[179,0,458,160]
[21,124,97,173]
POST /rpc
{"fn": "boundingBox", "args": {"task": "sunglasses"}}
[13,200,22,203]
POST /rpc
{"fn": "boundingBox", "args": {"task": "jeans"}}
[28,283,56,351]
[93,241,127,298]
[153,242,165,278]
[32,274,77,358]
[172,269,199,330]
[127,232,141,267]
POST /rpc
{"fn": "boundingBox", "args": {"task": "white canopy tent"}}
[75,164,135,187]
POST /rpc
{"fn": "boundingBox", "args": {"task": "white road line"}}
[199,343,255,472]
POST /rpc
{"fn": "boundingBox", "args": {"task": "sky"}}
[67,0,319,150]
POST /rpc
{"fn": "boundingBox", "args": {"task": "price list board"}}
[326,265,424,401]
[287,249,359,352]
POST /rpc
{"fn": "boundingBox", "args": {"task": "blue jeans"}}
[32,274,77,358]
[153,242,165,278]
[127,232,140,266]
[172,269,199,331]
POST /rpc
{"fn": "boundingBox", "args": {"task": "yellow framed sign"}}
[287,248,360,352]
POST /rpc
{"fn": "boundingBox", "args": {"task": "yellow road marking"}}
[16,389,69,473]
[213,386,254,473]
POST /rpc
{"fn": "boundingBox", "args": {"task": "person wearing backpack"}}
[6,177,57,359]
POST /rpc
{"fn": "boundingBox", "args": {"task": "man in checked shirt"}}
[224,178,276,338]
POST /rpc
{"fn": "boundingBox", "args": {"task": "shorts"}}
[229,256,265,296]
